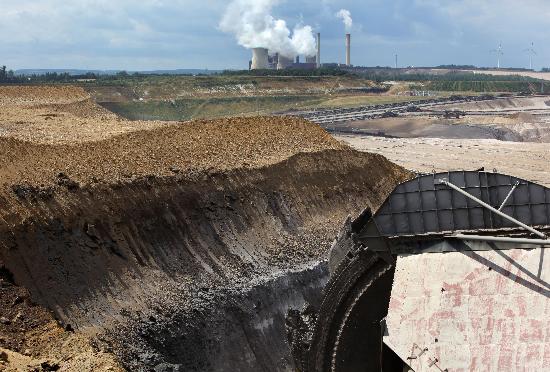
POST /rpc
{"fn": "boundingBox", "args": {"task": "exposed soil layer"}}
[0,86,410,371]
[330,115,550,142]
[317,96,550,143]
[0,276,123,372]
[0,115,345,190]
[438,96,550,111]
[2,148,406,371]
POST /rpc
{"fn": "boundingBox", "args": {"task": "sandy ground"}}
[337,134,550,187]
[0,85,344,193]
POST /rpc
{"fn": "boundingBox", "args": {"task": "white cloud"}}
[219,0,317,57]
[0,0,549,69]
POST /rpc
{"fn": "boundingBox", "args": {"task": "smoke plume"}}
[336,9,353,31]
[219,0,316,58]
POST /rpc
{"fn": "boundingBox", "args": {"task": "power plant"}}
[277,55,294,70]
[248,32,352,70]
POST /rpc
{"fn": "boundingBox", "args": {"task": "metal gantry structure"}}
[305,171,549,372]
[357,171,550,257]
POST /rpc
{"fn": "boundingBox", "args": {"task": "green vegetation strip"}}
[101,95,326,121]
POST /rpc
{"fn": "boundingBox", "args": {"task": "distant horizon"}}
[2,1,549,71]
[10,66,549,76]
[12,68,224,74]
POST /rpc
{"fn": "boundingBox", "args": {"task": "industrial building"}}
[248,32,352,70]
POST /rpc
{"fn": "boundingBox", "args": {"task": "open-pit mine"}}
[0,85,548,372]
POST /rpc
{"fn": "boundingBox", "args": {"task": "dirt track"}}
[0,86,409,371]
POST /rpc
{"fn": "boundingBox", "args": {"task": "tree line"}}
[355,70,544,83]
[0,65,101,83]
[0,67,215,84]
[0,66,17,81]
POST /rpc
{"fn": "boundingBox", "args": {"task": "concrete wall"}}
[385,247,549,371]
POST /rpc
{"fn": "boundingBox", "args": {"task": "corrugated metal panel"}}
[364,171,550,238]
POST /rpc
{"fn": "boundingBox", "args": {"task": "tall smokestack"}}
[346,33,351,66]
[251,48,269,70]
[316,33,321,68]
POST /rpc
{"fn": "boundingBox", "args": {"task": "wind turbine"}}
[490,43,504,69]
[524,42,537,70]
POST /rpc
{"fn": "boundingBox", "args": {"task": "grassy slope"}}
[86,75,375,101]
[100,95,327,121]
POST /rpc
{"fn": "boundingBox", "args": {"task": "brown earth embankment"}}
[0,87,409,371]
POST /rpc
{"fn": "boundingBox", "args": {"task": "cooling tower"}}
[277,55,293,70]
[346,33,351,66]
[251,48,269,70]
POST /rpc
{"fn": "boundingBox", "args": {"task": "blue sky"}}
[1,0,549,70]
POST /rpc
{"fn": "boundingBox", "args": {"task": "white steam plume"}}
[336,9,353,31]
[219,0,316,58]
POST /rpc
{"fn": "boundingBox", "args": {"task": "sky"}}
[1,0,549,71]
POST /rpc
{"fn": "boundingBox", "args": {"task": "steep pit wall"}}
[0,109,409,370]
[0,148,406,370]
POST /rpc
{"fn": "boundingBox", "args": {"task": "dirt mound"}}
[0,86,89,105]
[0,116,345,201]
[36,98,120,120]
